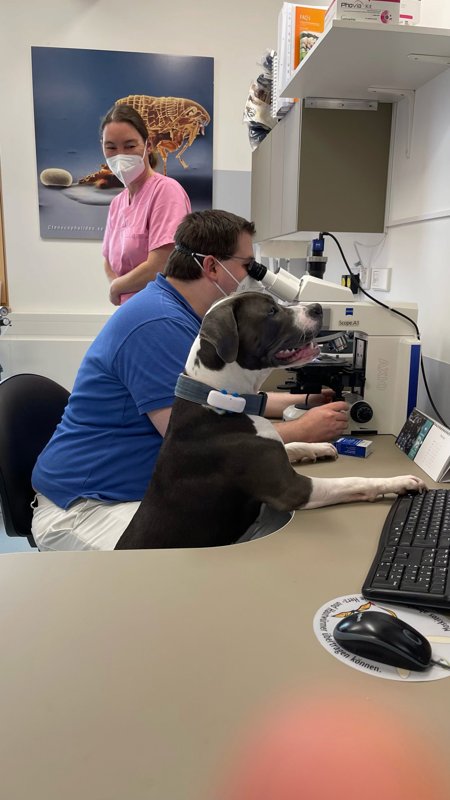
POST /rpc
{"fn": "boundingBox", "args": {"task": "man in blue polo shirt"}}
[32,209,349,550]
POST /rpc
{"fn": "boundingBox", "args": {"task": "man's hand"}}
[274,401,349,444]
[303,388,335,407]
[294,402,349,441]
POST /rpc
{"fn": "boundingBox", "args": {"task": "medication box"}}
[400,0,421,25]
[325,0,400,27]
[335,437,373,458]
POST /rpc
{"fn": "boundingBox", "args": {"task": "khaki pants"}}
[31,495,293,551]
[31,493,140,551]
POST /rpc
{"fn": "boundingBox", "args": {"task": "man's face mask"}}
[174,244,266,298]
[105,141,147,187]
[232,273,266,295]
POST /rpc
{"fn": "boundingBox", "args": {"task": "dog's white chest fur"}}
[250,415,283,443]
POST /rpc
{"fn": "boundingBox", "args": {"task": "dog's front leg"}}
[286,442,338,464]
[301,474,427,509]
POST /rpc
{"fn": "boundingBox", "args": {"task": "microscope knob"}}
[350,401,373,423]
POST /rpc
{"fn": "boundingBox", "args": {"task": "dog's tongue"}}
[275,342,319,364]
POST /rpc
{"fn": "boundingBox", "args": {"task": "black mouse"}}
[333,610,432,671]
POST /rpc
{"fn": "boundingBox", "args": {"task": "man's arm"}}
[109,244,174,305]
[272,402,349,443]
[147,407,172,438]
[264,389,334,418]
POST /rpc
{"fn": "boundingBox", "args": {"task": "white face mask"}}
[193,254,245,298]
[105,141,147,187]
[232,273,266,295]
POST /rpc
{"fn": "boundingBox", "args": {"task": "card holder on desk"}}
[396,408,450,483]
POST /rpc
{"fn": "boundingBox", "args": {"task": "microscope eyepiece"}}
[246,260,267,281]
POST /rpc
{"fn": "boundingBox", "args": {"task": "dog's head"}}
[186,293,322,387]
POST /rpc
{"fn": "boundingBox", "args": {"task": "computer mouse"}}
[333,610,432,671]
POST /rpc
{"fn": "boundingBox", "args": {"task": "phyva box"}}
[325,0,400,27]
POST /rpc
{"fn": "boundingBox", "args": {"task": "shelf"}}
[282,21,450,102]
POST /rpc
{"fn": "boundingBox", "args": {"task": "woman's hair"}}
[164,210,256,281]
[100,103,158,168]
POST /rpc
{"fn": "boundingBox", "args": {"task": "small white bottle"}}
[399,0,421,25]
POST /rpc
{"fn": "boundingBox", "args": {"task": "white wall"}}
[0,0,281,384]
[369,2,450,419]
[383,68,450,361]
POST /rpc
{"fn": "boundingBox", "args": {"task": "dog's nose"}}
[307,303,322,318]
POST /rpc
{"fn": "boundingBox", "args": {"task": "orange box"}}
[294,5,327,68]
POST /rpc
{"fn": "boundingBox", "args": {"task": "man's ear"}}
[200,302,239,363]
[201,255,218,276]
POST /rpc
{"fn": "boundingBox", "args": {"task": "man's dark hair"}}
[100,103,158,169]
[164,210,256,280]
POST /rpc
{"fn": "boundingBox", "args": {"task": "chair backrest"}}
[0,373,70,543]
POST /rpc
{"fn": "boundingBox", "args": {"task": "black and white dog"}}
[116,293,425,549]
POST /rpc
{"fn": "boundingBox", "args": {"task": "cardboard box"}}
[400,0,421,25]
[294,5,327,68]
[335,437,373,458]
[326,0,400,27]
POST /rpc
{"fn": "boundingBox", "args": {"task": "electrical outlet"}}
[371,268,391,292]
[359,266,371,289]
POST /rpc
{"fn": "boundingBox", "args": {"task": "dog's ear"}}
[200,303,239,363]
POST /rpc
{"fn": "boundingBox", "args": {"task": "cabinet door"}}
[251,102,392,239]
[251,108,298,241]
[251,132,272,241]
[281,101,301,236]
[269,116,284,239]
[298,103,392,233]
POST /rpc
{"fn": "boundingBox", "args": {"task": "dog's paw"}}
[286,442,338,464]
[383,475,427,496]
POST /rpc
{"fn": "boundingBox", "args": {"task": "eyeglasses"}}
[222,254,257,269]
[176,243,261,274]
[223,256,266,280]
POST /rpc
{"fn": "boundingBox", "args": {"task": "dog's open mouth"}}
[274,341,320,365]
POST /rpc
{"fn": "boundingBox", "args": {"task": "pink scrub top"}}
[102,172,191,303]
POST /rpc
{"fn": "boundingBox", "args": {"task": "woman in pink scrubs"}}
[101,104,191,305]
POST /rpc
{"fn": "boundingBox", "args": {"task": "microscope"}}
[247,239,420,436]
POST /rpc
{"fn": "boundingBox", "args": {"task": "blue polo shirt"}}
[32,274,202,509]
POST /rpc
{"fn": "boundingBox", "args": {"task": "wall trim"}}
[387,208,450,228]
[6,312,111,339]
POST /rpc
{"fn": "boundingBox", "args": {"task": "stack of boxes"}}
[325,0,400,27]
[399,0,421,25]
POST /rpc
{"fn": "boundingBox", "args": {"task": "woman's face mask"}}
[105,141,147,187]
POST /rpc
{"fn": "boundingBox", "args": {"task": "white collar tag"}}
[206,390,246,413]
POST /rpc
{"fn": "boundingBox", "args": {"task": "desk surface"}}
[0,436,449,799]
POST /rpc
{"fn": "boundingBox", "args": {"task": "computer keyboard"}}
[362,489,450,611]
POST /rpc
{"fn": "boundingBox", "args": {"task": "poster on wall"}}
[31,46,214,241]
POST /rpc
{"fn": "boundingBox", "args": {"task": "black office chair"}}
[0,373,70,547]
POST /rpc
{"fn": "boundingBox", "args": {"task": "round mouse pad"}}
[313,594,450,682]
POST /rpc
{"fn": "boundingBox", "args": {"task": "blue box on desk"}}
[335,437,373,458]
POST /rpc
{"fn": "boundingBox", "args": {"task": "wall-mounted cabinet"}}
[251,20,450,242]
[251,100,392,241]
[282,21,450,102]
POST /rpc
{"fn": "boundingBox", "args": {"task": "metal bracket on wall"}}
[367,87,416,159]
[305,98,378,111]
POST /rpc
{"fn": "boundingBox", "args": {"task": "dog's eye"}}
[267,306,278,316]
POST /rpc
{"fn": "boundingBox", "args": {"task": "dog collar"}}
[175,374,267,416]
